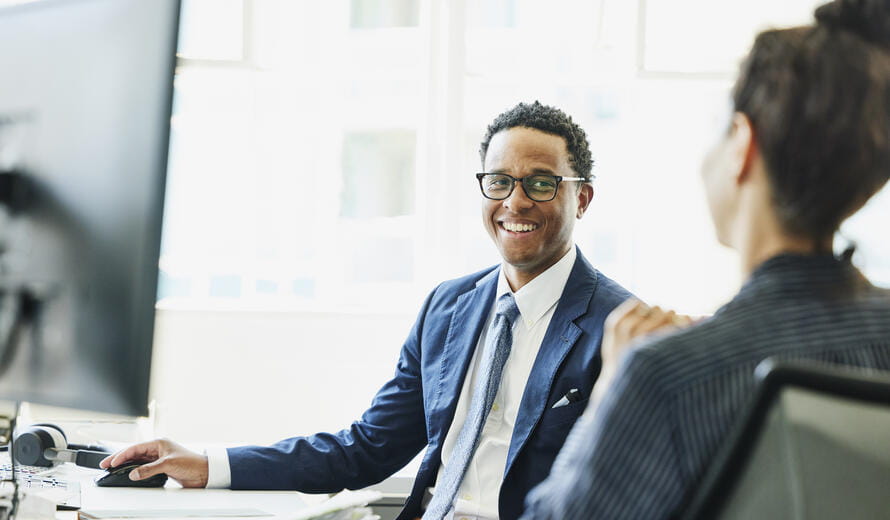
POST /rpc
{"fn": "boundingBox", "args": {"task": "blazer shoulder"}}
[429,264,499,302]
[592,269,634,307]
[412,265,499,343]
[573,250,634,309]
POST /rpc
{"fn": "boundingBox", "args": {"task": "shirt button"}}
[492,403,500,412]
[462,494,472,500]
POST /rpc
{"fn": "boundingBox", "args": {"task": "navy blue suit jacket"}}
[226,248,631,519]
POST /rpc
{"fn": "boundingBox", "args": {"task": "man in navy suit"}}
[103,101,632,520]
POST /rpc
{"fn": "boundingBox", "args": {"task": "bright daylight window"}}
[140,0,890,446]
[160,0,890,317]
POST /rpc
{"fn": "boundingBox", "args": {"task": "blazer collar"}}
[428,248,599,469]
[504,247,599,474]
[428,268,498,439]
[496,246,577,330]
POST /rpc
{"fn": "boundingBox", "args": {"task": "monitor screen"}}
[0,0,180,416]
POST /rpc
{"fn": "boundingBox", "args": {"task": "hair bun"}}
[815,0,890,49]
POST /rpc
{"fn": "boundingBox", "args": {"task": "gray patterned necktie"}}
[423,293,521,520]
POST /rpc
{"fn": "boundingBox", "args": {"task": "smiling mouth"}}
[501,222,539,233]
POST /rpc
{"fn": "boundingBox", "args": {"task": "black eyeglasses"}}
[476,173,588,202]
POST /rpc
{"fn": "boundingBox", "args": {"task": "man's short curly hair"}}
[479,101,594,181]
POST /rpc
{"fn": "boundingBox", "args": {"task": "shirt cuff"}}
[204,447,232,488]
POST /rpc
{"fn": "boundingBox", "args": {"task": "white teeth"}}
[503,222,538,233]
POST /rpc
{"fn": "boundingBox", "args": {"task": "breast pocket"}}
[537,398,589,431]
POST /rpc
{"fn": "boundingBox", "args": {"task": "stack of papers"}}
[283,490,382,520]
[79,509,272,519]
[78,489,384,520]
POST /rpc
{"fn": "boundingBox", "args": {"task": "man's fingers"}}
[106,441,161,468]
[99,454,114,469]
[128,459,165,481]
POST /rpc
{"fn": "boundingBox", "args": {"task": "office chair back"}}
[681,359,890,520]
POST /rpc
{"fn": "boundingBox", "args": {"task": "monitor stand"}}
[0,289,42,382]
[1,167,45,385]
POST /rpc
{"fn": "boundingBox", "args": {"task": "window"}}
[350,0,419,28]
[152,0,890,444]
[341,130,416,219]
[160,0,426,310]
[161,0,888,315]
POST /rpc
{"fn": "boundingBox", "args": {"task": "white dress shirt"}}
[428,246,576,520]
[206,247,578,520]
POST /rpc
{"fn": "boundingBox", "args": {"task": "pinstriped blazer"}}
[523,253,890,520]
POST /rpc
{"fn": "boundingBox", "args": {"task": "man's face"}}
[482,127,592,280]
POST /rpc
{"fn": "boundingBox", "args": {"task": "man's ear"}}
[576,183,594,219]
[728,112,757,185]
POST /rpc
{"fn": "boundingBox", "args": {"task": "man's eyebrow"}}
[484,166,557,175]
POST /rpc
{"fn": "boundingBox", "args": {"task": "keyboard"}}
[0,452,81,510]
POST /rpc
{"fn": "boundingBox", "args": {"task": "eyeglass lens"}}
[480,174,559,201]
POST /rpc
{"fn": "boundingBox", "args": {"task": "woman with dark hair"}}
[519,0,890,518]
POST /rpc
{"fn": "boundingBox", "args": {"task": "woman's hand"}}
[592,299,695,407]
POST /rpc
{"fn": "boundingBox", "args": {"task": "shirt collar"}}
[496,246,577,329]
[719,251,867,316]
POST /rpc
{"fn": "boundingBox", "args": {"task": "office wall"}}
[149,306,417,446]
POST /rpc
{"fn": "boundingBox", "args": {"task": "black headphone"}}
[12,423,109,469]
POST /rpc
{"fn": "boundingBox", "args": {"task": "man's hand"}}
[592,299,694,407]
[99,438,209,488]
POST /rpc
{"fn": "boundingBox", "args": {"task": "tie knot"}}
[496,293,520,323]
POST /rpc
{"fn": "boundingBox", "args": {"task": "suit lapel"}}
[429,269,498,440]
[504,251,597,474]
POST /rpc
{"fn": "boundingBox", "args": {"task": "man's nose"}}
[503,182,534,210]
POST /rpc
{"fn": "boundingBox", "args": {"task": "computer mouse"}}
[95,462,168,488]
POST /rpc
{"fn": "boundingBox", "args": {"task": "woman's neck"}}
[737,225,832,278]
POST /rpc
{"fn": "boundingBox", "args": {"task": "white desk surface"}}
[16,419,412,520]
[50,464,312,520]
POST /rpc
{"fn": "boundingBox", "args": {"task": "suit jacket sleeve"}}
[226,286,440,492]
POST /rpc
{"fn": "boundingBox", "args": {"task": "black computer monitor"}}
[0,0,180,417]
